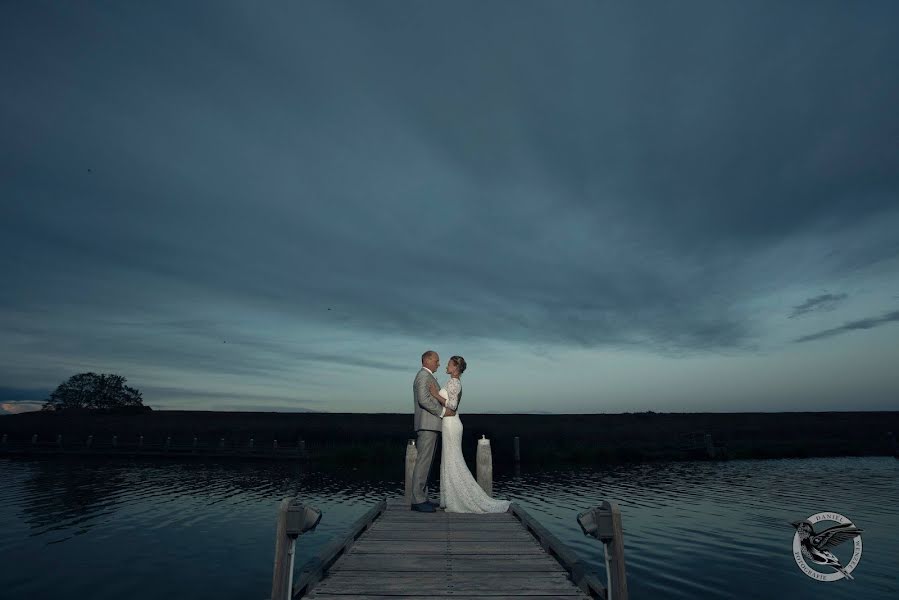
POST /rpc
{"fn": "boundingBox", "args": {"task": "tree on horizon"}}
[41,372,149,412]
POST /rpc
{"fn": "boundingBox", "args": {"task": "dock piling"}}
[270,498,321,600]
[578,501,629,600]
[476,435,493,496]
[704,433,715,458]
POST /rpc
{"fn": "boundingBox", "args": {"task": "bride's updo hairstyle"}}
[450,355,467,374]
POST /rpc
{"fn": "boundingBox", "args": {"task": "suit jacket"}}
[413,367,443,432]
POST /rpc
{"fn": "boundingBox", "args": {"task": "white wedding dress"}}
[438,378,511,513]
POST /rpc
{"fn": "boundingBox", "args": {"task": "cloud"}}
[789,293,848,318]
[0,2,898,411]
[794,309,899,343]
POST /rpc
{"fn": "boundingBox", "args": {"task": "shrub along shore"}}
[2,410,898,465]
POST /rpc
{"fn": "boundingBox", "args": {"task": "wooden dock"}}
[285,498,609,600]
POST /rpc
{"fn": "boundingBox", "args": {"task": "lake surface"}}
[1,455,896,599]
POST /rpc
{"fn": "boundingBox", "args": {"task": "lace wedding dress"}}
[438,377,511,513]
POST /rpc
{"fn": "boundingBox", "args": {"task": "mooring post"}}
[86,434,93,449]
[56,434,63,447]
[31,434,38,446]
[138,435,144,448]
[273,439,279,450]
[297,439,306,456]
[271,498,322,600]
[513,436,521,463]
[577,501,629,600]
[192,436,198,450]
[219,437,226,450]
[476,435,493,497]
[404,439,418,504]
[704,433,715,458]
[112,435,118,449]
[165,436,171,451]
[249,437,255,450]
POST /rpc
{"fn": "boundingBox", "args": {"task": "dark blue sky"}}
[2,1,898,414]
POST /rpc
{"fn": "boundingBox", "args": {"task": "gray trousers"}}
[411,429,439,504]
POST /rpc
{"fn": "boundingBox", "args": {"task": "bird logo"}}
[791,512,863,582]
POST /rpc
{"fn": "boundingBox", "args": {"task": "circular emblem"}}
[792,512,863,582]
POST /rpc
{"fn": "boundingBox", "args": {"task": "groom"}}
[411,350,456,512]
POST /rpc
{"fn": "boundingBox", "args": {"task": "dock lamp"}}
[272,500,322,600]
[286,502,322,538]
[577,502,627,600]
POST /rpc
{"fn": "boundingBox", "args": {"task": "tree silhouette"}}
[41,372,148,412]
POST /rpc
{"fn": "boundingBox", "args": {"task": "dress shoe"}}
[410,502,436,513]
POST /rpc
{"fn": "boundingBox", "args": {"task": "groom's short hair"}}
[421,350,437,364]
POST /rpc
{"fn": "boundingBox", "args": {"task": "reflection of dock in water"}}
[270,438,629,600]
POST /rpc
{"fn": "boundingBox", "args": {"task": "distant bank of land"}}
[2,410,898,464]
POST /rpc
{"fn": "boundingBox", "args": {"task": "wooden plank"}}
[348,542,546,555]
[291,500,387,599]
[313,574,585,595]
[510,504,606,599]
[308,595,581,599]
[329,555,567,573]
[294,498,595,600]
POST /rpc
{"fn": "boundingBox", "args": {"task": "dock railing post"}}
[704,433,715,458]
[271,498,321,600]
[404,439,418,504]
[577,501,629,600]
[476,435,493,496]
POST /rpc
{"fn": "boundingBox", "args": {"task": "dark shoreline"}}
[2,409,898,464]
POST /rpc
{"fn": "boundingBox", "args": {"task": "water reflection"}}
[0,456,897,600]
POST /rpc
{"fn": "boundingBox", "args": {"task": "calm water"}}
[0,455,896,599]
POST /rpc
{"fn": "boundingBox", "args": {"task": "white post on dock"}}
[271,498,321,600]
[476,435,493,496]
[577,501,629,600]
[404,439,418,504]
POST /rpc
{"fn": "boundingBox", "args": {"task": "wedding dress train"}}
[438,379,511,513]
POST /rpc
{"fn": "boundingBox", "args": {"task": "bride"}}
[427,356,511,513]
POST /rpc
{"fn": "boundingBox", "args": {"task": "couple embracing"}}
[410,350,511,514]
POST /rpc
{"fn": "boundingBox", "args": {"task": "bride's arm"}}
[427,381,456,416]
[445,379,460,411]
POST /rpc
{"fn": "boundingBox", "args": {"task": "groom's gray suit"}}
[412,367,444,505]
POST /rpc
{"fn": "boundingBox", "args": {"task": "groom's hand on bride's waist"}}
[445,407,456,417]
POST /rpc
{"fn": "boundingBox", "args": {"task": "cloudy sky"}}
[2,1,898,415]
